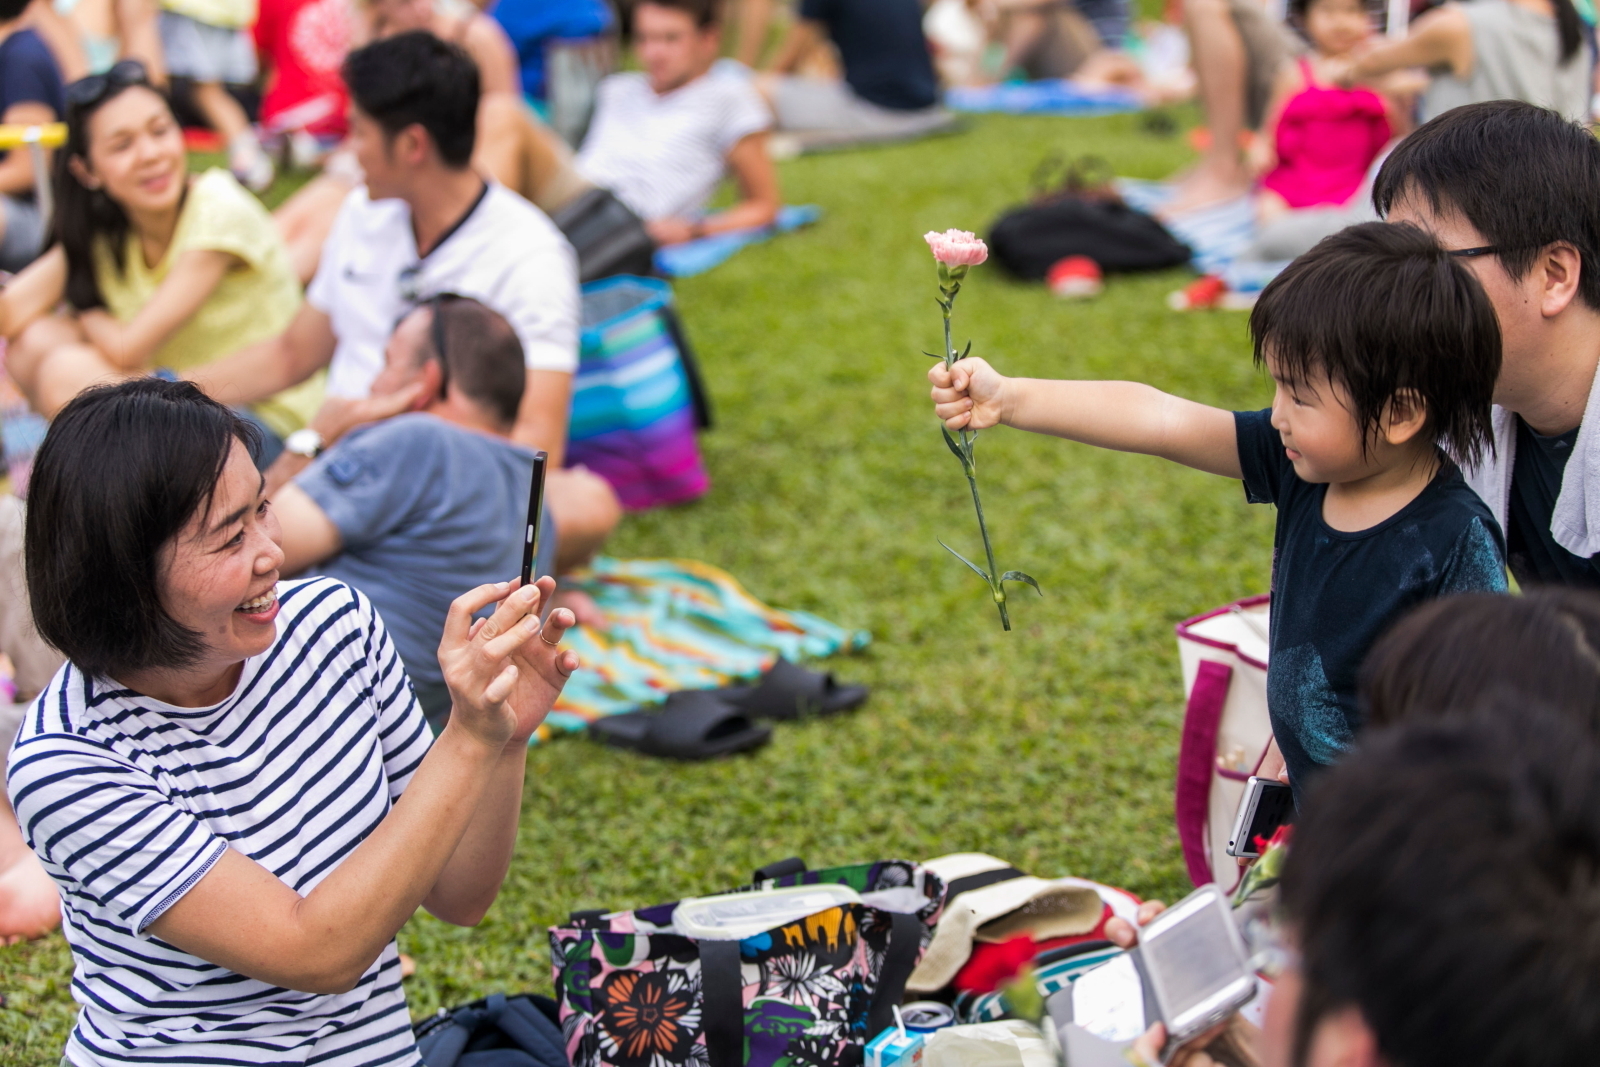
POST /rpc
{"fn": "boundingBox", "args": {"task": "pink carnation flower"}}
[924,229,989,268]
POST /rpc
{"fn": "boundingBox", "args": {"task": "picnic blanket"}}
[536,556,870,740]
[653,204,823,278]
[947,80,1142,116]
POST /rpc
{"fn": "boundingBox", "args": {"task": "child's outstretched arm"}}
[929,357,1243,479]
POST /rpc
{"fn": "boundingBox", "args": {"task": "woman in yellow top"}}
[0,60,320,444]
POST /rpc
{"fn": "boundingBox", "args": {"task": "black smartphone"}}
[520,450,549,588]
[1225,776,1294,858]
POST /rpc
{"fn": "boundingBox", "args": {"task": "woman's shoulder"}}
[181,169,279,247]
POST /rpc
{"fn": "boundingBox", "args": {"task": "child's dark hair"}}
[1248,221,1501,468]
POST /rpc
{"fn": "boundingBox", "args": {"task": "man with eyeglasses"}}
[188,31,621,574]
[1370,100,1600,589]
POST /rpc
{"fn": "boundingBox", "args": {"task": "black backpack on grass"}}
[413,992,569,1067]
[988,156,1191,279]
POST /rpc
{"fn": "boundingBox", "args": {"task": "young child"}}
[1251,0,1410,223]
[929,222,1508,802]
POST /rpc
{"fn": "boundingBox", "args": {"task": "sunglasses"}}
[425,292,469,397]
[1447,246,1507,259]
[65,59,150,112]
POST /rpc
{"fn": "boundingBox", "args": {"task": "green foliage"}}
[0,110,1273,1062]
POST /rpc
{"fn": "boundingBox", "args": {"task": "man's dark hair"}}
[343,32,478,168]
[1373,101,1600,310]
[25,379,259,680]
[1361,589,1600,733]
[628,0,720,32]
[1249,221,1500,467]
[410,296,526,427]
[1280,707,1600,1067]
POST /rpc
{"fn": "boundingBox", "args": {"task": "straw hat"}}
[907,853,1107,993]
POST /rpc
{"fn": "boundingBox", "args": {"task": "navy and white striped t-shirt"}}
[6,577,434,1067]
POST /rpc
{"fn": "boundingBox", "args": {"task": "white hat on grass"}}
[906,853,1110,993]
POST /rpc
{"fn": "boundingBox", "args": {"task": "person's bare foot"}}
[551,588,604,630]
[0,848,60,945]
[1158,161,1253,219]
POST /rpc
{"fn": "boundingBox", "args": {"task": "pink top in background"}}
[1261,58,1391,210]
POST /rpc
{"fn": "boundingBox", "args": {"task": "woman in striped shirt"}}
[6,377,577,1067]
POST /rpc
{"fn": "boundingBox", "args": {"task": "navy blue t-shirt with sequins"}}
[1234,410,1508,804]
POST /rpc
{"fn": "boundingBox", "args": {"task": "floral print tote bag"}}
[549,860,946,1067]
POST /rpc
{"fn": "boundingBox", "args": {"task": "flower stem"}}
[941,282,1010,630]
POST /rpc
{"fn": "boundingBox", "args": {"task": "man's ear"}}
[418,359,445,408]
[1305,1006,1388,1067]
[1539,241,1583,320]
[1381,389,1429,448]
[397,124,431,167]
[67,155,99,191]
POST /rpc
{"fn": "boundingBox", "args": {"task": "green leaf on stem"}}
[923,350,945,359]
[1001,571,1044,596]
[960,339,972,360]
[938,538,991,582]
[940,426,969,464]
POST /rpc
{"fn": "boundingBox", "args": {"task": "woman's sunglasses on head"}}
[65,60,150,112]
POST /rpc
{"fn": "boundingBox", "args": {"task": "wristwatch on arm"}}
[283,428,324,460]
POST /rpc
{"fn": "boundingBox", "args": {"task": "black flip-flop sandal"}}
[722,657,869,721]
[588,690,772,760]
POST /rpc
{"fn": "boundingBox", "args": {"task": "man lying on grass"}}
[930,222,1507,804]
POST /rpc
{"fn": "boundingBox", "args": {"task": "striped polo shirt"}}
[6,577,433,1067]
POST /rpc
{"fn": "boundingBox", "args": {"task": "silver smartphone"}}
[1066,885,1256,1057]
[1226,775,1294,859]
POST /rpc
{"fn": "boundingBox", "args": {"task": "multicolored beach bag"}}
[549,860,945,1067]
[568,276,711,511]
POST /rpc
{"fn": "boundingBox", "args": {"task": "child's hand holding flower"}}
[929,357,1008,431]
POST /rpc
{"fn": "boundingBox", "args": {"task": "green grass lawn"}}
[0,110,1276,1062]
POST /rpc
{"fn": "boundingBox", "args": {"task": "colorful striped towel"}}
[569,277,709,510]
[536,557,870,741]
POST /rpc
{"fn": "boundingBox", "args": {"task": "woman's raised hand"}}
[929,356,1008,431]
[438,577,579,750]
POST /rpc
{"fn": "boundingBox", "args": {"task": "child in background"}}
[929,223,1508,803]
[158,0,274,190]
[1251,0,1409,223]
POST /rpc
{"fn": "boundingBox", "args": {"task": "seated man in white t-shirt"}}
[576,0,780,247]
[189,31,621,565]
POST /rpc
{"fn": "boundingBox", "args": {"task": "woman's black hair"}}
[51,65,173,311]
[1248,221,1501,468]
[1360,589,1600,734]
[25,378,259,681]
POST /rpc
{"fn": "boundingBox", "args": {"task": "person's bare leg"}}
[474,95,590,214]
[273,172,357,285]
[116,0,167,84]
[733,0,774,67]
[194,81,274,192]
[10,315,136,417]
[548,466,621,573]
[1164,0,1252,215]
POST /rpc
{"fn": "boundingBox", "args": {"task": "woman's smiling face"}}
[77,85,186,217]
[155,439,286,687]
